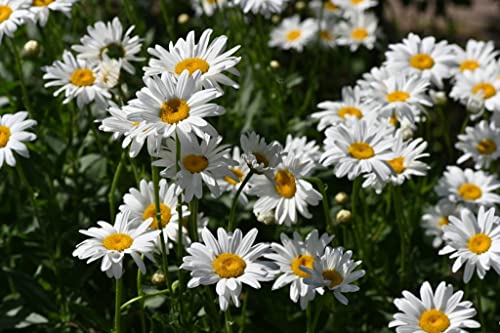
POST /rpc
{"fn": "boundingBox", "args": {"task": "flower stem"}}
[136,266,147,333]
[304,177,332,233]
[6,38,33,117]
[16,162,40,223]
[225,309,233,333]
[475,280,486,333]
[108,152,126,223]
[189,197,199,243]
[114,278,123,333]
[159,0,175,41]
[227,169,254,231]
[120,288,170,311]
[392,185,409,286]
[351,178,363,256]
[238,292,249,333]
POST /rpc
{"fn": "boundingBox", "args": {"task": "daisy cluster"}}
[191,0,289,17]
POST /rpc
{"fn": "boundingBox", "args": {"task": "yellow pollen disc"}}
[320,30,332,41]
[387,156,405,174]
[224,168,244,186]
[389,112,398,125]
[253,152,269,168]
[102,233,133,252]
[468,233,492,254]
[386,90,410,103]
[291,254,315,278]
[212,253,246,278]
[338,106,363,119]
[132,121,140,126]
[351,28,368,40]
[183,154,209,173]
[160,98,190,124]
[458,183,482,201]
[33,0,54,6]
[322,269,344,288]
[143,203,172,229]
[175,57,209,75]
[410,53,435,70]
[274,169,297,198]
[419,309,450,333]
[0,125,11,148]
[286,30,302,41]
[460,59,480,72]
[472,82,496,99]
[351,0,364,4]
[476,138,496,155]
[438,216,449,227]
[325,2,338,11]
[348,142,375,160]
[0,5,12,23]
[70,68,95,87]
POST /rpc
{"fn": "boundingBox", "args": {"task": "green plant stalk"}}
[159,0,175,41]
[120,289,170,311]
[238,292,249,333]
[392,186,408,286]
[189,197,199,242]
[6,38,33,117]
[16,162,40,223]
[310,296,325,333]
[476,280,486,333]
[175,132,184,258]
[108,153,126,222]
[227,169,254,231]
[114,278,123,333]
[225,309,233,333]
[136,267,147,333]
[304,177,333,233]
[351,178,364,257]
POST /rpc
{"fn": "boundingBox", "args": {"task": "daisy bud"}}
[466,95,484,114]
[429,90,447,106]
[22,40,40,58]
[271,15,280,24]
[334,192,349,204]
[400,120,415,140]
[295,1,306,10]
[255,210,275,225]
[336,209,352,224]
[269,60,280,69]
[177,13,190,24]
[151,271,166,285]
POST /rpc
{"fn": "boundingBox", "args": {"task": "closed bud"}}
[22,40,40,58]
[429,90,447,106]
[177,13,190,24]
[151,271,166,285]
[295,1,306,10]
[271,15,280,24]
[255,210,275,225]
[334,192,349,204]
[270,60,280,69]
[336,209,352,224]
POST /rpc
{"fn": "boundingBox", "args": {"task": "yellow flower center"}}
[338,106,363,119]
[322,269,344,288]
[70,68,95,87]
[386,91,410,103]
[468,233,492,254]
[458,183,482,201]
[143,203,172,229]
[160,98,190,124]
[476,138,496,155]
[175,57,210,75]
[410,53,435,70]
[348,142,374,160]
[0,5,12,23]
[351,28,368,40]
[419,309,450,333]
[274,169,297,198]
[33,0,54,6]
[325,2,339,11]
[290,254,315,278]
[102,233,133,252]
[253,152,269,168]
[438,216,449,227]
[459,59,480,72]
[389,112,398,125]
[472,82,496,99]
[387,156,405,174]
[320,30,333,42]
[351,0,364,4]
[183,154,209,173]
[212,253,246,278]
[224,168,244,186]
[0,125,11,148]
[286,30,302,41]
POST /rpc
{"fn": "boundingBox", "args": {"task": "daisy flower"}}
[356,65,391,93]
[182,227,272,311]
[435,166,500,207]
[385,33,456,89]
[72,210,160,279]
[191,0,227,16]
[336,12,378,51]
[421,200,463,248]
[302,246,365,305]
[309,0,342,20]
[72,17,144,75]
[240,131,283,175]
[0,0,30,43]
[317,19,337,48]
[313,86,378,131]
[389,281,480,332]
[439,206,500,283]
[452,39,498,75]
[268,15,317,52]
[456,120,500,169]
[144,29,241,91]
[320,118,395,181]
[249,155,322,226]
[284,134,321,174]
[154,133,236,203]
[236,0,288,15]
[42,50,111,109]
[218,146,251,206]
[264,230,333,309]
[29,0,78,27]
[126,71,224,139]
[0,111,36,168]
[337,0,377,13]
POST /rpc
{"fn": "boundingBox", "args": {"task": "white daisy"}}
[337,0,377,13]
[268,15,318,52]
[29,0,77,27]
[126,71,224,139]
[317,19,337,48]
[144,29,241,91]
[439,206,500,283]
[456,120,500,169]
[284,134,321,175]
[320,118,395,181]
[154,133,236,203]
[389,281,480,332]
[336,12,378,51]
[435,166,500,207]
[0,111,36,168]
[452,39,498,75]
[356,65,391,93]
[264,230,333,309]
[421,199,463,248]
[302,246,365,305]
[385,33,456,89]
[309,0,342,20]
[236,0,288,15]
[182,227,272,311]
[72,17,144,75]
[0,0,30,43]
[240,131,283,174]
[191,0,227,16]
[42,50,111,109]
[72,210,160,279]
[218,146,251,206]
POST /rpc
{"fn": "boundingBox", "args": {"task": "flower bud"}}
[255,210,275,225]
[22,40,40,58]
[336,209,352,224]
[295,1,306,10]
[270,60,280,69]
[177,13,190,24]
[429,90,447,106]
[271,15,280,24]
[334,192,349,204]
[151,271,166,285]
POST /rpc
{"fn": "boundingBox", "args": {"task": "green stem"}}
[120,289,170,311]
[16,162,40,223]
[108,152,126,222]
[159,0,175,41]
[225,309,233,333]
[189,197,199,242]
[351,178,363,256]
[476,280,486,333]
[392,185,408,286]
[238,292,249,333]
[304,177,332,233]
[136,267,147,333]
[6,38,33,117]
[114,278,123,333]
[310,296,324,333]
[175,132,184,258]
[227,169,254,231]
